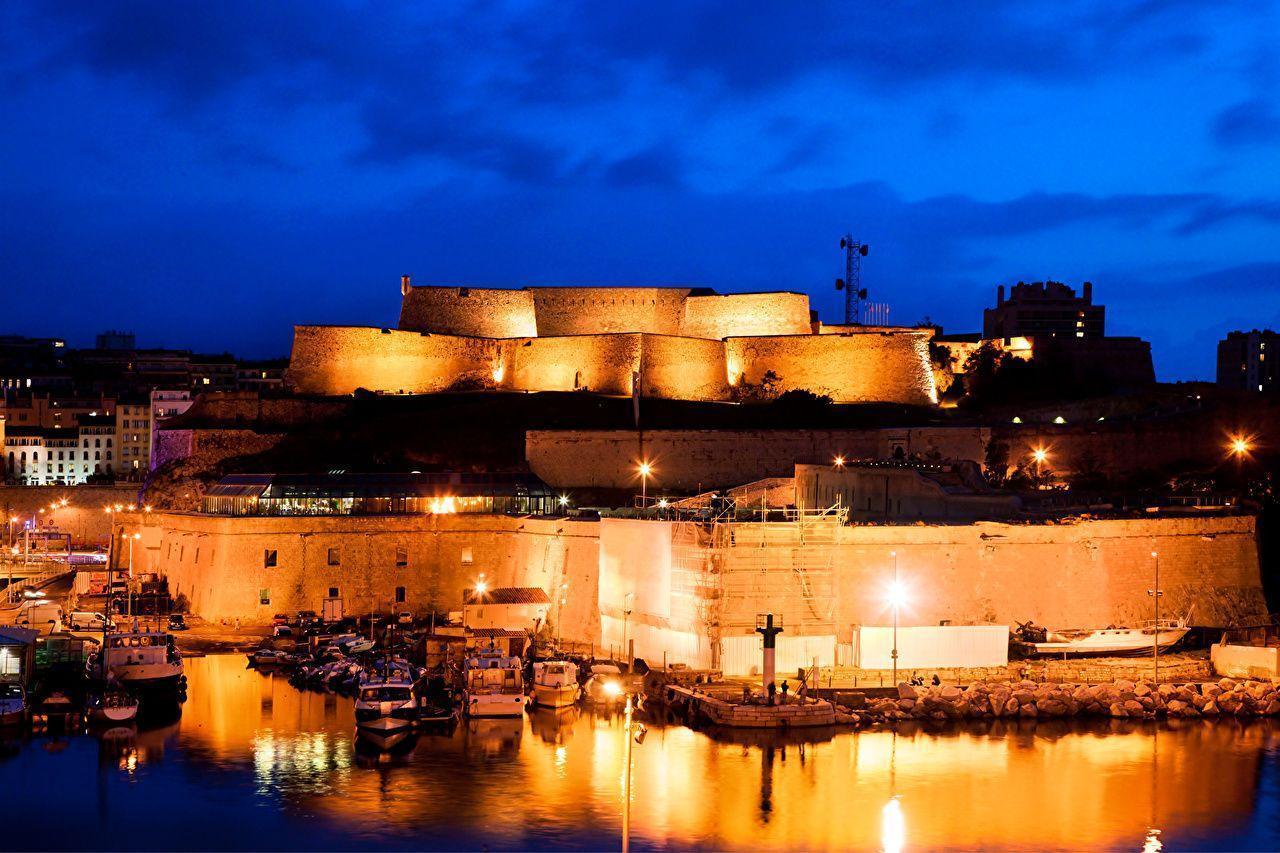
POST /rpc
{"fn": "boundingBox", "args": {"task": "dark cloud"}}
[1212,98,1280,147]
[602,146,685,188]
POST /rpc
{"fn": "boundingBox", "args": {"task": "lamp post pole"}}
[891,551,899,687]
[622,691,633,853]
[1149,551,1161,683]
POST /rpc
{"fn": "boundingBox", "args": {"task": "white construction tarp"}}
[720,634,837,677]
[854,625,1008,669]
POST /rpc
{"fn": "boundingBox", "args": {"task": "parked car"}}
[296,610,320,628]
[272,613,291,627]
[167,613,189,631]
[396,611,414,626]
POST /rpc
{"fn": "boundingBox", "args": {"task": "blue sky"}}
[2,1,1278,380]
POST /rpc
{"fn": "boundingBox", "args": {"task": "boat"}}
[531,661,581,708]
[461,646,525,718]
[583,663,626,705]
[354,671,419,740]
[87,688,139,724]
[0,681,28,728]
[91,627,185,688]
[1012,619,1191,658]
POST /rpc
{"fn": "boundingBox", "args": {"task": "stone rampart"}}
[726,330,937,404]
[526,427,988,490]
[508,334,642,395]
[398,286,537,337]
[529,287,691,336]
[680,292,811,339]
[286,325,503,395]
[638,335,729,400]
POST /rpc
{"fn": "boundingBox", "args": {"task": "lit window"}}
[461,548,473,565]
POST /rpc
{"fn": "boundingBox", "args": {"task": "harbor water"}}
[4,654,1280,850]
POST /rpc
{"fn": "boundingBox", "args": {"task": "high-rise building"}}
[1217,329,1278,393]
[983,281,1105,340]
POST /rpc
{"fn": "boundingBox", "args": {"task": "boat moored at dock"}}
[531,661,580,708]
[461,647,525,718]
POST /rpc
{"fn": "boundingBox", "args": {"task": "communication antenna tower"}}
[834,235,869,324]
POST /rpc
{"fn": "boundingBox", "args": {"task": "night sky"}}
[2,2,1278,380]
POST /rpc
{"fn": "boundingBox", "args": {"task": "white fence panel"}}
[854,625,1008,669]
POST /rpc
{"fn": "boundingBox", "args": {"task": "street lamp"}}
[1228,435,1252,458]
[887,551,905,687]
[1148,550,1162,683]
[637,462,652,506]
[833,455,846,468]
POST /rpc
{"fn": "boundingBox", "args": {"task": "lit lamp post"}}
[887,551,906,687]
[637,461,652,507]
[1148,550,1161,683]
[127,532,142,618]
[1030,446,1048,482]
[833,455,845,469]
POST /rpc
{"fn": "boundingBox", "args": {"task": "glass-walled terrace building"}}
[201,472,560,517]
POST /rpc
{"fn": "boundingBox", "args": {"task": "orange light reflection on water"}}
[176,656,1274,851]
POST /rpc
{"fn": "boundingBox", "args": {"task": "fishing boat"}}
[87,688,139,724]
[531,661,581,708]
[461,646,525,718]
[1012,619,1191,658]
[90,627,185,688]
[0,681,28,727]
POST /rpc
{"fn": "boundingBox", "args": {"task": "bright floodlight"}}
[637,462,652,477]
[1031,447,1048,464]
[833,455,846,468]
[558,495,569,507]
[657,498,669,509]
[603,680,623,698]
[886,580,908,610]
[474,579,488,596]
[1230,436,1251,456]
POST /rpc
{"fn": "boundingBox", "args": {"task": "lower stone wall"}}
[508,334,641,395]
[116,510,1263,666]
[526,427,989,491]
[286,326,503,395]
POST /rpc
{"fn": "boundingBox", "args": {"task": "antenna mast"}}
[834,235,869,324]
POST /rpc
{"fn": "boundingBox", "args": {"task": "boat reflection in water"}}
[3,654,1280,851]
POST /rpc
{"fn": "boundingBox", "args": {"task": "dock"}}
[662,684,842,728]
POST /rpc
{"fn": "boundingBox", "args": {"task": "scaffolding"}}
[670,504,847,670]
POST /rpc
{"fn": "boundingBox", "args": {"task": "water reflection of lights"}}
[252,731,351,791]
[1143,828,1163,852]
[882,797,905,853]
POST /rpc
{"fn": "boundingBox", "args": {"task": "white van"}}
[67,611,113,632]
[14,601,65,635]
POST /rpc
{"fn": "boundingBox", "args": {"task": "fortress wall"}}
[508,334,642,395]
[529,287,691,336]
[285,326,503,395]
[397,286,537,337]
[129,512,603,638]
[726,331,937,404]
[525,427,991,490]
[726,514,1263,631]
[680,292,812,339]
[639,335,730,401]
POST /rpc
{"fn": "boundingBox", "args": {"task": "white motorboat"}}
[354,671,419,738]
[88,688,139,724]
[91,628,185,688]
[461,647,525,718]
[531,661,580,708]
[1016,620,1190,657]
[583,663,626,705]
[0,681,28,727]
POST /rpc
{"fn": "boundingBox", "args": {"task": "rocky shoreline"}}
[844,677,1280,726]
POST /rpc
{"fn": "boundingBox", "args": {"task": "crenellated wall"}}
[398,287,536,337]
[286,325,503,395]
[725,330,937,404]
[681,291,812,339]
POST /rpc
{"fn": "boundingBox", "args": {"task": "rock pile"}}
[844,678,1280,726]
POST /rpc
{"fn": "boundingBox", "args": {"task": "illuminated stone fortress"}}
[285,279,938,404]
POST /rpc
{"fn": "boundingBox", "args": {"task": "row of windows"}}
[256,586,408,606]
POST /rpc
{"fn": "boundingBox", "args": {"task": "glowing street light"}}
[1031,447,1048,465]
[473,576,489,598]
[637,461,653,505]
[1229,435,1252,457]
[558,494,569,508]
[887,551,905,687]
[833,455,846,468]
